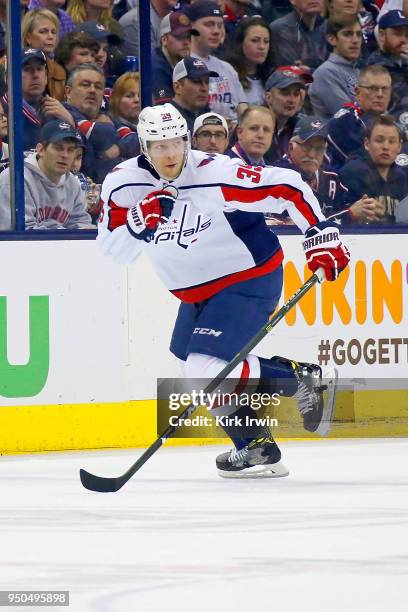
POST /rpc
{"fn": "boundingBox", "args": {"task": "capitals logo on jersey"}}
[154,203,211,248]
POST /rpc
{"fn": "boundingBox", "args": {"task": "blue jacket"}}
[326,102,371,169]
[339,153,408,223]
[152,47,175,105]
[64,103,124,183]
[269,11,328,71]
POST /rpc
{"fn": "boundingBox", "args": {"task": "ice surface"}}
[1,439,407,612]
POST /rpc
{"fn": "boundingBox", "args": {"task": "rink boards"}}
[0,234,407,453]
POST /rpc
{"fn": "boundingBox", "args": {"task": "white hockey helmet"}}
[137,103,190,177]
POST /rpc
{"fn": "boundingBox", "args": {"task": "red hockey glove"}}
[303,222,350,281]
[126,187,177,242]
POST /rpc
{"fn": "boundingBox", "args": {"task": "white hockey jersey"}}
[98,150,325,303]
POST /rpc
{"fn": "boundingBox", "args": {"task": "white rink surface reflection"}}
[1,439,407,612]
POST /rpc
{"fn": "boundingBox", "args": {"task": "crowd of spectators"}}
[0,0,407,229]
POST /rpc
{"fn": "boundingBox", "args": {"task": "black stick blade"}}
[79,469,124,493]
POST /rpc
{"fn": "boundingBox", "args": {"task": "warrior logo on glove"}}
[303,221,350,281]
[126,186,178,242]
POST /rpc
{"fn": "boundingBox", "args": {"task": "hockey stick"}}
[80,267,326,492]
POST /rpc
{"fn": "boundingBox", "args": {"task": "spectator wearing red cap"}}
[152,12,194,104]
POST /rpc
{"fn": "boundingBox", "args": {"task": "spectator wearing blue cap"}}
[27,0,76,39]
[269,0,329,72]
[76,20,124,86]
[152,12,194,104]
[309,17,362,119]
[367,10,408,121]
[188,0,246,121]
[1,48,75,152]
[273,115,375,224]
[339,114,408,223]
[263,68,307,163]
[172,56,218,133]
[0,119,92,230]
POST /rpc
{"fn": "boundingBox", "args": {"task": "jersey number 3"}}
[236,165,262,184]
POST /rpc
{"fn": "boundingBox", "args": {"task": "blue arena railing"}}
[139,0,152,109]
[6,0,25,231]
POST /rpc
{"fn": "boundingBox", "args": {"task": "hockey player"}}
[98,103,350,479]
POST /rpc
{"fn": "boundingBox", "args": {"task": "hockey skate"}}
[293,363,338,436]
[216,436,289,479]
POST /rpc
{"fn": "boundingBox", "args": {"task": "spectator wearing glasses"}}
[326,64,392,169]
[274,115,375,224]
[339,114,408,223]
[309,17,362,119]
[152,12,194,104]
[192,112,229,154]
[171,57,218,134]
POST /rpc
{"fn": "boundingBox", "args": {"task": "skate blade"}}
[316,367,338,436]
[218,461,289,479]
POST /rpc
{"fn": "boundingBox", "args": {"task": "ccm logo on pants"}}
[193,328,223,337]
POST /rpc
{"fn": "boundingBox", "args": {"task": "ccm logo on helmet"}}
[193,327,223,337]
[303,231,339,250]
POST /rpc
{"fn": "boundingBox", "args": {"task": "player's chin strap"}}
[79,267,327,493]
